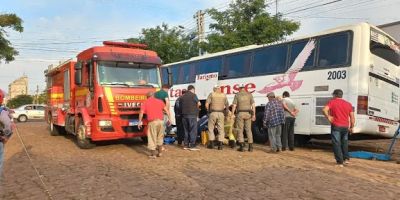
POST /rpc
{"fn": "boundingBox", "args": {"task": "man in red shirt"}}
[138,91,170,158]
[323,89,355,167]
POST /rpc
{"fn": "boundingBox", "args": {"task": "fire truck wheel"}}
[76,124,95,149]
[141,136,148,143]
[18,115,28,122]
[50,121,61,136]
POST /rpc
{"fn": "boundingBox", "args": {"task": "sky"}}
[0,0,399,95]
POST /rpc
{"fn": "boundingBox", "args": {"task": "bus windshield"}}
[370,28,400,66]
[97,61,160,87]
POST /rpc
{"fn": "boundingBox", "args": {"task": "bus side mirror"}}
[74,62,82,85]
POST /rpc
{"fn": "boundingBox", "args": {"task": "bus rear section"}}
[356,27,400,138]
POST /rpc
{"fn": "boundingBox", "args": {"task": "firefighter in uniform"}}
[205,85,229,150]
[231,84,256,152]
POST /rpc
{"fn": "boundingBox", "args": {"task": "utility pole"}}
[195,10,205,56]
[35,85,39,104]
[276,0,278,17]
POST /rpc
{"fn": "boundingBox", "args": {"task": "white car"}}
[12,104,46,122]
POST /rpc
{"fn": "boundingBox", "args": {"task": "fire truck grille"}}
[122,126,141,133]
[118,108,140,112]
[120,114,145,120]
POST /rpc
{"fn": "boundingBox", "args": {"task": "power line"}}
[283,0,343,15]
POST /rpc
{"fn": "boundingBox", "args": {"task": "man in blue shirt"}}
[263,92,285,153]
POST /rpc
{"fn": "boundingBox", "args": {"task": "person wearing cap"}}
[322,89,355,167]
[231,83,256,152]
[0,90,13,177]
[263,92,285,153]
[281,91,299,151]
[205,85,229,150]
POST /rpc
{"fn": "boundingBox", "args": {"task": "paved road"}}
[1,122,399,199]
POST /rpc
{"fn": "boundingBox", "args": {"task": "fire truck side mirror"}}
[74,62,82,85]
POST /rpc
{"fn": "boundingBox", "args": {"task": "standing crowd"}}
[138,83,355,167]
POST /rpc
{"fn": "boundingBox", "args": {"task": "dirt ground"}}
[1,121,399,200]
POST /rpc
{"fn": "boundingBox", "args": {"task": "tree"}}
[204,0,300,53]
[0,13,23,62]
[6,95,33,109]
[127,23,199,64]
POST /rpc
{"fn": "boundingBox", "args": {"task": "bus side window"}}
[170,65,181,85]
[252,44,288,75]
[289,40,316,71]
[317,32,350,68]
[161,68,169,85]
[180,63,194,84]
[196,57,223,75]
[226,52,251,78]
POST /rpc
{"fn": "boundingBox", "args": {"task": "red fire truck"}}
[45,41,162,149]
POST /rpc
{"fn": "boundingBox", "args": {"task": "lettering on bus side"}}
[169,83,256,97]
[327,70,347,80]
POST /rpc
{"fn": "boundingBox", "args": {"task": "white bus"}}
[161,22,400,143]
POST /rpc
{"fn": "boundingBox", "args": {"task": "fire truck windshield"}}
[97,61,160,87]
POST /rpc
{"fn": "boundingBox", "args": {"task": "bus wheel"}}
[76,121,95,149]
[252,112,268,144]
[141,136,148,143]
[295,134,311,147]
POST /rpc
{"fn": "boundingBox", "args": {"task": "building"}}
[378,21,400,42]
[8,75,28,99]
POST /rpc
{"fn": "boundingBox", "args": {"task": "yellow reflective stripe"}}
[50,93,63,99]
[155,87,160,91]
[76,88,89,97]
[104,87,114,103]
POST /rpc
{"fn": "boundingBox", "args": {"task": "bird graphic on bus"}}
[258,39,316,94]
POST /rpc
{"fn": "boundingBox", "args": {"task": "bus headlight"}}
[98,120,112,127]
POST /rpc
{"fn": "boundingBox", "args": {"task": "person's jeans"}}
[268,125,282,151]
[0,141,4,177]
[331,126,350,164]
[175,116,184,144]
[282,117,295,150]
[183,116,198,147]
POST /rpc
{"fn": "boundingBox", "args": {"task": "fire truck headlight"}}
[98,120,112,127]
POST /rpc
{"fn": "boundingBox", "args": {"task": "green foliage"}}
[37,91,47,104]
[6,95,33,109]
[127,23,199,64]
[204,0,300,53]
[0,13,24,62]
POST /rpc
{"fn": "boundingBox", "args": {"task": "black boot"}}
[229,140,236,148]
[248,143,253,152]
[207,141,214,149]
[237,143,245,152]
[218,141,223,150]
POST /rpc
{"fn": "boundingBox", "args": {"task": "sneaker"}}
[148,155,157,159]
[268,149,277,154]
[344,160,350,165]
[183,145,190,150]
[336,164,344,168]
[189,146,200,151]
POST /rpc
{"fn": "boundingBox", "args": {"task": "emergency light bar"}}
[103,41,148,49]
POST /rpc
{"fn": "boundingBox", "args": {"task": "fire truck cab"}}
[45,41,162,149]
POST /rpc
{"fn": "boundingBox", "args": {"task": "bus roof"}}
[163,22,395,67]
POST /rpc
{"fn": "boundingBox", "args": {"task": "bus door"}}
[293,97,313,135]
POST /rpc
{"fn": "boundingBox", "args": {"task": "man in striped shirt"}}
[263,92,285,153]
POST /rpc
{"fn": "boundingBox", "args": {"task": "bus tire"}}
[252,112,268,144]
[295,134,311,147]
[76,121,95,149]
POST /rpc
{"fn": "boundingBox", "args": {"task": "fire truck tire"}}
[18,115,28,122]
[141,136,148,143]
[76,123,95,149]
[50,121,62,136]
